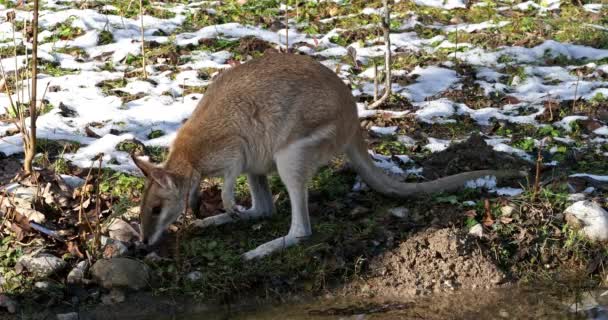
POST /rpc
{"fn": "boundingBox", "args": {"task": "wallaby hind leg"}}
[242,147,318,260]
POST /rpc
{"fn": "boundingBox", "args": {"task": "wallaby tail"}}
[345,134,527,197]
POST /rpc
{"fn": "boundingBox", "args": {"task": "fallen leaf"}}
[499,216,513,224]
[464,209,477,218]
[67,241,85,259]
[482,199,494,227]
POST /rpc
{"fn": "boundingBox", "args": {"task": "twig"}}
[572,70,582,113]
[284,0,289,51]
[139,0,147,79]
[367,0,391,110]
[24,0,40,174]
[94,156,103,256]
[373,62,378,101]
[532,138,546,201]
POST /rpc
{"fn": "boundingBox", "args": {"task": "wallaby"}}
[132,53,523,260]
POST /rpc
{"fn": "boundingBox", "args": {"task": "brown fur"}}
[133,53,524,258]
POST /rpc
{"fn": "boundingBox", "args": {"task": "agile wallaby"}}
[132,53,523,260]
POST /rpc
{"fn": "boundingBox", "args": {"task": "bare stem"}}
[373,62,378,101]
[139,0,147,79]
[24,0,40,175]
[367,0,392,110]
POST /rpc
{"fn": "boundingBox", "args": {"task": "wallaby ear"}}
[131,154,175,190]
[131,154,155,177]
[149,169,176,190]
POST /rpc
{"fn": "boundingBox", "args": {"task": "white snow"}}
[413,0,466,10]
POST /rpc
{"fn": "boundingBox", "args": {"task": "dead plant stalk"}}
[367,0,391,110]
[24,0,40,174]
[139,0,147,79]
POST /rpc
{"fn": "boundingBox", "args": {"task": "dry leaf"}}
[67,241,85,259]
[482,199,494,227]
[464,210,477,218]
[499,216,513,224]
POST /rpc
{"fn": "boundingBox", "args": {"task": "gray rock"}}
[186,271,203,282]
[101,289,125,305]
[388,207,409,219]
[67,261,89,284]
[18,207,46,223]
[107,218,140,243]
[564,201,608,241]
[59,175,85,189]
[90,258,151,290]
[34,281,51,290]
[17,253,67,277]
[0,294,17,313]
[56,312,79,320]
[100,236,129,258]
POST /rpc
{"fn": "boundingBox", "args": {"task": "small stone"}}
[123,206,140,221]
[99,236,129,259]
[17,207,46,223]
[107,219,140,243]
[564,201,608,241]
[17,253,67,278]
[500,205,516,216]
[0,294,17,313]
[568,193,586,202]
[389,207,409,219]
[67,261,89,284]
[101,289,125,305]
[186,271,203,282]
[34,281,51,289]
[59,175,85,189]
[91,258,151,290]
[468,224,484,238]
[56,312,79,320]
[350,206,370,218]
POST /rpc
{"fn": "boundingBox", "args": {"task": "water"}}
[177,287,608,320]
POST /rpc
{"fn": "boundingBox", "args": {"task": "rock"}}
[56,312,79,320]
[100,236,129,258]
[18,207,46,223]
[17,253,67,277]
[101,289,125,305]
[500,205,516,216]
[389,207,409,219]
[568,193,586,202]
[468,224,484,238]
[0,294,17,314]
[0,184,37,207]
[107,219,139,243]
[58,175,85,189]
[34,281,51,289]
[144,252,165,263]
[186,271,203,282]
[123,206,140,221]
[349,206,370,218]
[67,261,89,284]
[564,201,608,241]
[91,258,151,290]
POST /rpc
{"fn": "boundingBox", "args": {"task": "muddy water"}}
[172,287,608,320]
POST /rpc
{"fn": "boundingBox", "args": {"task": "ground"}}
[0,0,607,318]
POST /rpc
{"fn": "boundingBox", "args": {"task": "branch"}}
[367,0,392,110]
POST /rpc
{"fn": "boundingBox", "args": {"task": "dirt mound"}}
[359,228,506,298]
[421,133,530,179]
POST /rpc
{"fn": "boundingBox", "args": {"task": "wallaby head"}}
[131,155,189,245]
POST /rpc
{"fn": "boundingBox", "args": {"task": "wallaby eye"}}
[151,206,162,216]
